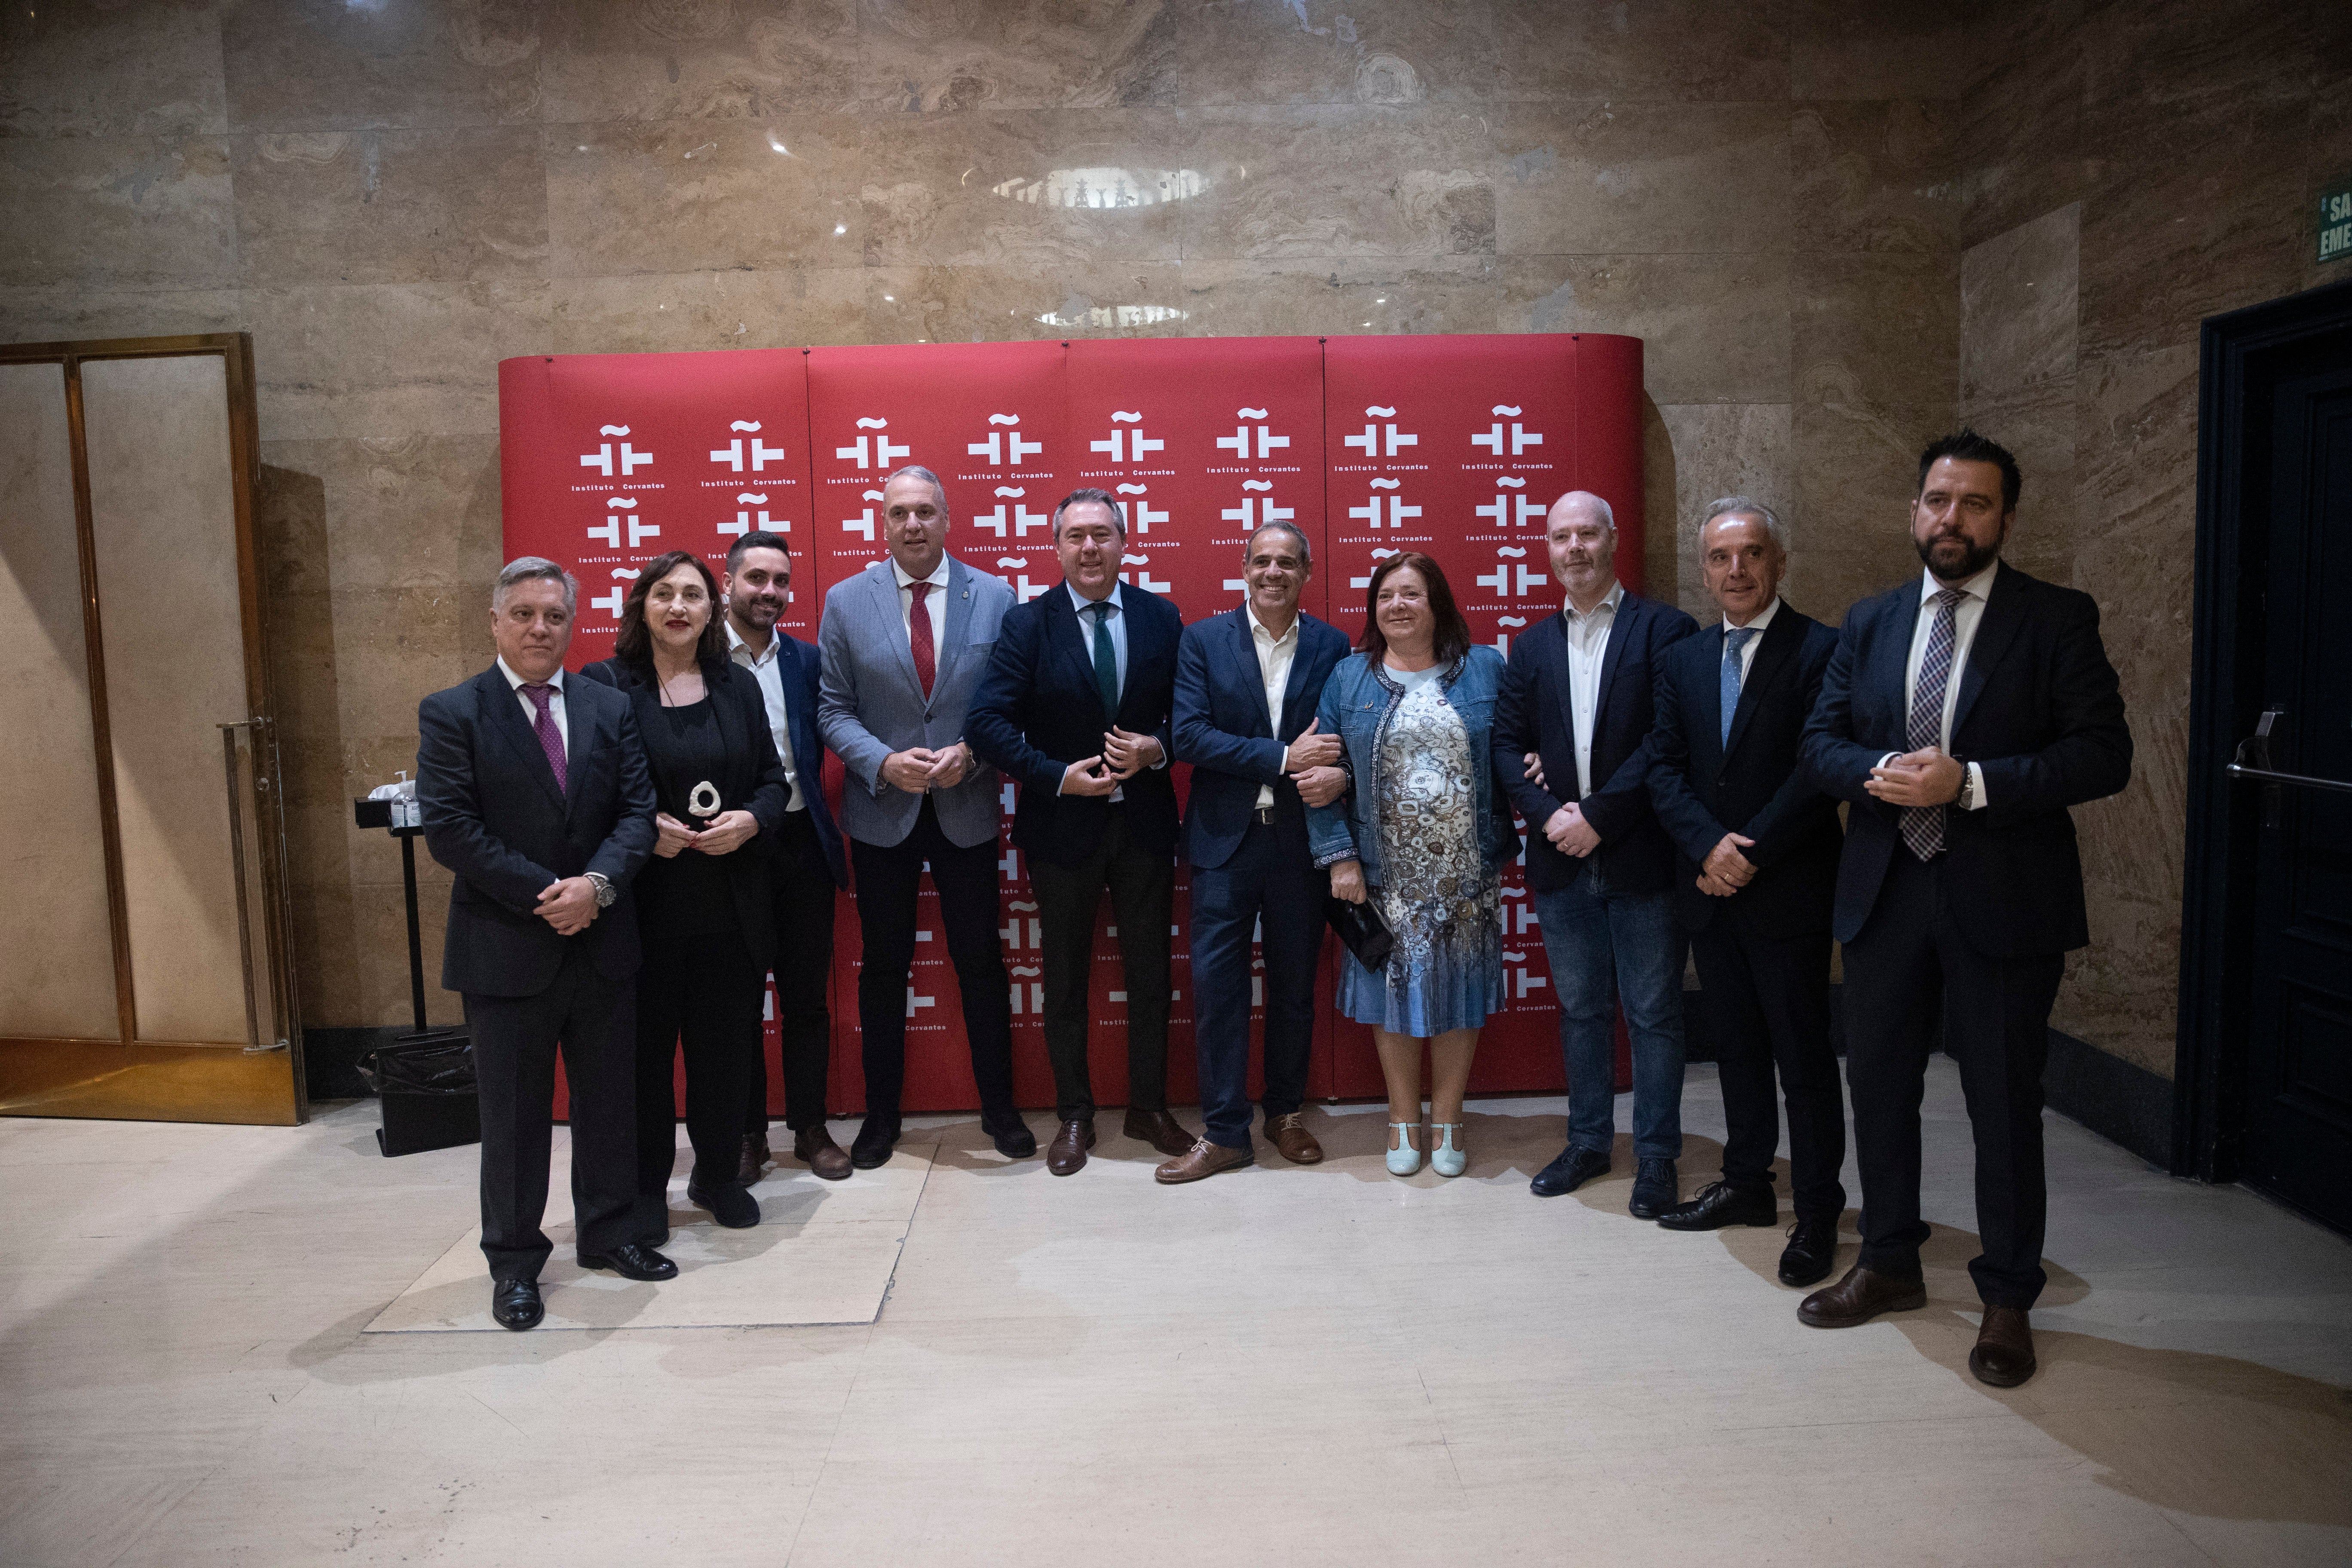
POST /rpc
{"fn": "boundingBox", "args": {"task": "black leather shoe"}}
[1657,1180,1777,1231]
[985,1114,1038,1159]
[1969,1305,2037,1387]
[1627,1157,1679,1219]
[1778,1217,1838,1286]
[577,1243,678,1281]
[851,1114,901,1170]
[686,1178,760,1228]
[491,1277,542,1331]
[1530,1144,1611,1197]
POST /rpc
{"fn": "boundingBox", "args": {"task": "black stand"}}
[392,826,465,1045]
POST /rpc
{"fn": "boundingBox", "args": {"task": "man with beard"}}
[721,532,851,1182]
[1798,430,2130,1387]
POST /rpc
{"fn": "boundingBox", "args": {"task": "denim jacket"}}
[1306,645,1519,885]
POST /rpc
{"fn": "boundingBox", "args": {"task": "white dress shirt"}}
[1722,594,1781,684]
[1247,603,1301,810]
[496,657,566,762]
[892,554,952,673]
[725,619,805,813]
[1070,580,1130,699]
[1562,579,1623,798]
[1890,563,1995,810]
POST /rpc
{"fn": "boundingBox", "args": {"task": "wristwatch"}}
[585,871,617,908]
[1953,760,1974,812]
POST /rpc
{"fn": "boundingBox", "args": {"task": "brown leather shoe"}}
[1122,1106,1194,1157]
[1969,1306,2037,1387]
[1155,1137,1253,1184]
[1796,1263,1929,1328]
[1263,1111,1324,1164]
[1047,1118,1097,1176]
[736,1131,771,1186]
[792,1125,852,1182]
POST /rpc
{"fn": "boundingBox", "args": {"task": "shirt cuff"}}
[1964,760,1990,810]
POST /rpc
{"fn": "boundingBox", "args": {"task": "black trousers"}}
[467,942,638,1281]
[1690,915,1845,1221]
[1189,812,1325,1149]
[852,797,1017,1123]
[1842,850,2064,1309]
[1028,810,1173,1122]
[634,929,765,1228]
[746,810,839,1134]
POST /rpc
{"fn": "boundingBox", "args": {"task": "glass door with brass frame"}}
[0,333,305,1125]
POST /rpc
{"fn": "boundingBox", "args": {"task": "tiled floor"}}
[3,1060,2348,1567]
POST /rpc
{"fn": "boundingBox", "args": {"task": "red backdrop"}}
[497,334,1643,1117]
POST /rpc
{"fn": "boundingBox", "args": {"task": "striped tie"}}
[1901,588,1966,861]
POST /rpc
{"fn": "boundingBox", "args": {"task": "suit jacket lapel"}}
[873,564,923,701]
[560,676,592,815]
[481,667,568,814]
[1951,565,2027,739]
[1279,616,1317,737]
[1724,606,1802,760]
[934,556,977,693]
[1868,586,1916,747]
[1233,610,1274,737]
[1051,585,1112,723]
[707,665,743,801]
[1591,592,1638,741]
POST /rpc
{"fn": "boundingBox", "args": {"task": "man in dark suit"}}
[720,532,852,1182]
[1798,430,2130,1387]
[416,557,673,1332]
[1644,499,1846,1287]
[969,489,1193,1175]
[818,465,1033,1167]
[1493,490,1700,1217]
[1163,521,1351,1183]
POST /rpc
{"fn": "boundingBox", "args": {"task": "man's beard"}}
[1916,530,2001,579]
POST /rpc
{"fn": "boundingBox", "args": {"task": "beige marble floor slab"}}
[364,1143,934,1333]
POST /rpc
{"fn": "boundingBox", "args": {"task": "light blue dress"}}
[1335,663,1504,1035]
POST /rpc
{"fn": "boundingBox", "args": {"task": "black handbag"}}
[1326,894,1395,971]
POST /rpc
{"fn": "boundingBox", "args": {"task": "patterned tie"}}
[521,682,566,794]
[1901,588,1967,861]
[907,580,936,700]
[1720,626,1756,750]
[1085,600,1119,720]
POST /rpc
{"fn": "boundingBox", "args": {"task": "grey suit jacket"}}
[818,554,1013,849]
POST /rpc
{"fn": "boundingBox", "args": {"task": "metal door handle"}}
[2229,708,2352,832]
[2224,762,2352,794]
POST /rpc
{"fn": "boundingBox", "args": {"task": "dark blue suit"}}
[1172,606,1350,1148]
[418,664,656,1281]
[1801,562,2130,1307]
[970,581,1184,1120]
[1648,603,1846,1218]
[1491,589,1699,1163]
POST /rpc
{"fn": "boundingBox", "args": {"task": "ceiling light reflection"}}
[1035,304,1189,329]
[993,168,1208,208]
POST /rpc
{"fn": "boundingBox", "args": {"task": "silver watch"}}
[585,871,617,908]
[1954,763,1973,812]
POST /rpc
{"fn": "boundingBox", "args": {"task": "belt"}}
[1252,806,1279,826]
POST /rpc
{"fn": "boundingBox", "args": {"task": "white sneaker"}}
[1386,1121,1424,1176]
[1430,1121,1467,1177]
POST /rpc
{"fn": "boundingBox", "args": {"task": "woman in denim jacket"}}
[1309,554,1519,1178]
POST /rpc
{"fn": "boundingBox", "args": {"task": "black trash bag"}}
[357,1039,477,1096]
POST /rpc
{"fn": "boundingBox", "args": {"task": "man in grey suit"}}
[819,464,1034,1167]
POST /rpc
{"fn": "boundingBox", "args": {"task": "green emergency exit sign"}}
[2322,183,2352,264]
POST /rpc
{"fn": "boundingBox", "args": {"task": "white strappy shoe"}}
[1386,1121,1424,1176]
[1430,1121,1467,1177]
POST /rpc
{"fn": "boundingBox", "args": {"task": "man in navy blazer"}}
[1797,431,2130,1388]
[969,490,1193,1174]
[720,532,853,1183]
[1644,499,1847,1287]
[1162,522,1351,1182]
[1492,491,1699,1217]
[416,557,669,1332]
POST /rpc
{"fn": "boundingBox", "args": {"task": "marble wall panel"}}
[1651,402,1796,618]
[550,267,871,353]
[2299,2,2352,294]
[540,0,861,122]
[1495,253,1791,407]
[219,0,540,131]
[0,285,247,345]
[244,280,551,441]
[265,435,503,595]
[1494,101,1790,257]
[1958,202,2077,404]
[0,0,228,138]
[1485,0,1788,104]
[1171,0,1503,108]
[1955,0,2087,249]
[1183,105,1495,262]
[857,0,1176,111]
[233,126,548,288]
[859,108,1186,268]
[0,135,236,289]
[2071,344,2196,554]
[1789,100,1957,256]
[547,119,862,279]
[1786,0,1964,102]
[1789,397,1953,605]
[1167,256,1505,339]
[1793,250,1958,411]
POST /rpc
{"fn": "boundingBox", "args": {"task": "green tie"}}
[1085,600,1119,720]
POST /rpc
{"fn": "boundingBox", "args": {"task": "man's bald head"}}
[1549,490,1616,533]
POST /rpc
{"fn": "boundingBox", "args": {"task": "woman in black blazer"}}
[579,550,788,1232]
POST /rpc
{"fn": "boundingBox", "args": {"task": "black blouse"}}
[635,695,735,937]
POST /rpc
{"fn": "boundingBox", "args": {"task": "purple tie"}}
[521,683,567,794]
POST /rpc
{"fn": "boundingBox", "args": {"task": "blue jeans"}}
[1532,870,1687,1161]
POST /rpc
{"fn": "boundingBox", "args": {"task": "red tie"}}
[908,581,936,700]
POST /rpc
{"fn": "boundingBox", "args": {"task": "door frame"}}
[2175,276,2352,1183]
